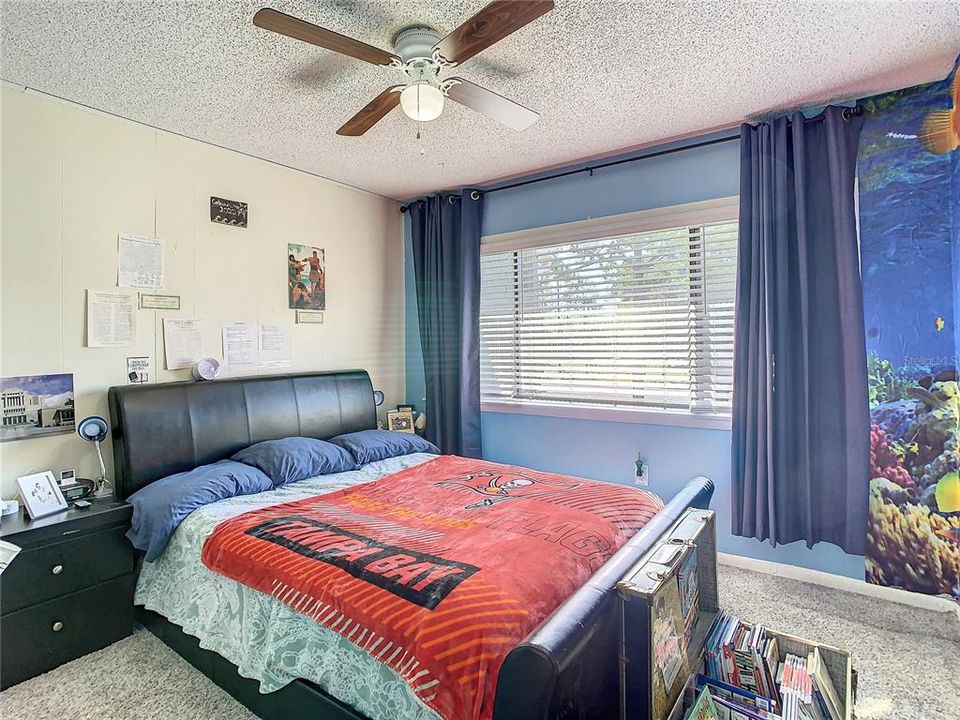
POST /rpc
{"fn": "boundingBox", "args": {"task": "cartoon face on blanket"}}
[202,455,663,720]
[435,469,579,508]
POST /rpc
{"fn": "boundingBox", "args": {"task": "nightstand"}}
[0,497,134,689]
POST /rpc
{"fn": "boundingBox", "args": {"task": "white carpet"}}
[0,627,257,720]
[718,565,960,720]
[1,565,957,719]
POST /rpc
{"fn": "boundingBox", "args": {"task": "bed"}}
[108,369,714,720]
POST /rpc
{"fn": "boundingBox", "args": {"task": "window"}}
[479,203,738,423]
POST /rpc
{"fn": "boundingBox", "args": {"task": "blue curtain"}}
[732,107,869,555]
[409,191,483,457]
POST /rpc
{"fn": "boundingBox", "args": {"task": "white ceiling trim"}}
[6,81,396,202]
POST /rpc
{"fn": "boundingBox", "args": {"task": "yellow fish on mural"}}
[920,71,960,155]
[935,316,945,332]
[936,471,960,514]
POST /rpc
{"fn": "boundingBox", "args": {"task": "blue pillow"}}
[127,460,272,562]
[329,430,440,465]
[232,436,357,486]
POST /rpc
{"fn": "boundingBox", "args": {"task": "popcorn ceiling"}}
[2,0,958,200]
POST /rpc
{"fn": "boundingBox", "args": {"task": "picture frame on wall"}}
[386,409,415,434]
[210,196,248,227]
[17,471,69,519]
[288,243,325,311]
[0,373,76,443]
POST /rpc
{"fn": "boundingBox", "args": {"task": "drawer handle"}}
[52,621,64,632]
[52,564,64,575]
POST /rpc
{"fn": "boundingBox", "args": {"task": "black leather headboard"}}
[108,370,377,499]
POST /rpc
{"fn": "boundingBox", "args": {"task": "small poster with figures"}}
[288,243,325,311]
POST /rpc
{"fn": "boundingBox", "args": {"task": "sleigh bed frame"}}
[109,369,714,720]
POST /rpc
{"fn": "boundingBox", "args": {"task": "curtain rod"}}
[399,105,862,213]
[400,133,738,213]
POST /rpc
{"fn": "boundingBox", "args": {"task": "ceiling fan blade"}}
[254,8,400,67]
[337,86,404,136]
[444,78,539,130]
[433,0,554,66]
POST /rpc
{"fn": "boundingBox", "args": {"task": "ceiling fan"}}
[253,1,555,136]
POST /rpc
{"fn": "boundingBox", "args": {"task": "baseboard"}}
[718,552,960,624]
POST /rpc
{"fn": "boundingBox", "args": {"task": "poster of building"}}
[0,373,76,442]
[858,58,959,599]
[288,243,325,310]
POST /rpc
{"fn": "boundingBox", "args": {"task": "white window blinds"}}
[479,219,738,417]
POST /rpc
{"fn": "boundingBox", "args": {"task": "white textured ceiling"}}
[2,1,959,200]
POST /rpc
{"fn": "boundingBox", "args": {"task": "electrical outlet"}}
[635,453,649,487]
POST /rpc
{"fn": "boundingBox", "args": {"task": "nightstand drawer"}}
[0,574,134,689]
[0,525,133,614]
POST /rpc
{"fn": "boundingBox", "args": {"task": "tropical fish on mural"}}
[920,72,959,154]
[936,470,960,514]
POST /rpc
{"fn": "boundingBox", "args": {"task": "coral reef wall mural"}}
[858,57,960,599]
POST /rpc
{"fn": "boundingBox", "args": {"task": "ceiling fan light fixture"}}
[400,82,444,122]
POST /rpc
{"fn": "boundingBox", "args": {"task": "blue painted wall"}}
[405,131,866,580]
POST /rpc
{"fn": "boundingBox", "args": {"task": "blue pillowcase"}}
[231,436,358,486]
[330,429,440,465]
[127,460,273,562]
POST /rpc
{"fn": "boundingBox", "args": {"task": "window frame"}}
[479,196,739,430]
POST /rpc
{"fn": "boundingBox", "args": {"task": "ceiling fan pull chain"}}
[417,81,426,155]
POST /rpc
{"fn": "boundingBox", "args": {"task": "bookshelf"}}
[617,509,857,720]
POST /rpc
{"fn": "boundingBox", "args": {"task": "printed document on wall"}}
[222,322,258,366]
[259,321,292,365]
[118,235,164,290]
[163,319,203,370]
[87,290,136,347]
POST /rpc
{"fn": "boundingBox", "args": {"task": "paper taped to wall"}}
[221,321,291,366]
[118,234,164,290]
[163,318,203,370]
[222,322,258,366]
[126,356,151,384]
[259,321,291,365]
[86,290,136,347]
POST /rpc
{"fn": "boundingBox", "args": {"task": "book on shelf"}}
[687,686,721,720]
[703,611,782,712]
[699,613,845,720]
[776,651,842,720]
[695,675,776,714]
[808,648,843,720]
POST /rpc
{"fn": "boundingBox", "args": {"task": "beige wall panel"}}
[1,89,63,375]
[152,131,197,384]
[0,86,404,497]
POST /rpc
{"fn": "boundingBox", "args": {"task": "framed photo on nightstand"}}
[17,470,69,519]
[386,409,415,433]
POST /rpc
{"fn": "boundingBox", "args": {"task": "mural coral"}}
[859,56,960,600]
[866,493,960,595]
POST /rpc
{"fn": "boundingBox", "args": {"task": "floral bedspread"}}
[135,453,442,720]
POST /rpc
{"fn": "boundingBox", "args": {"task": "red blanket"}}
[202,456,662,720]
